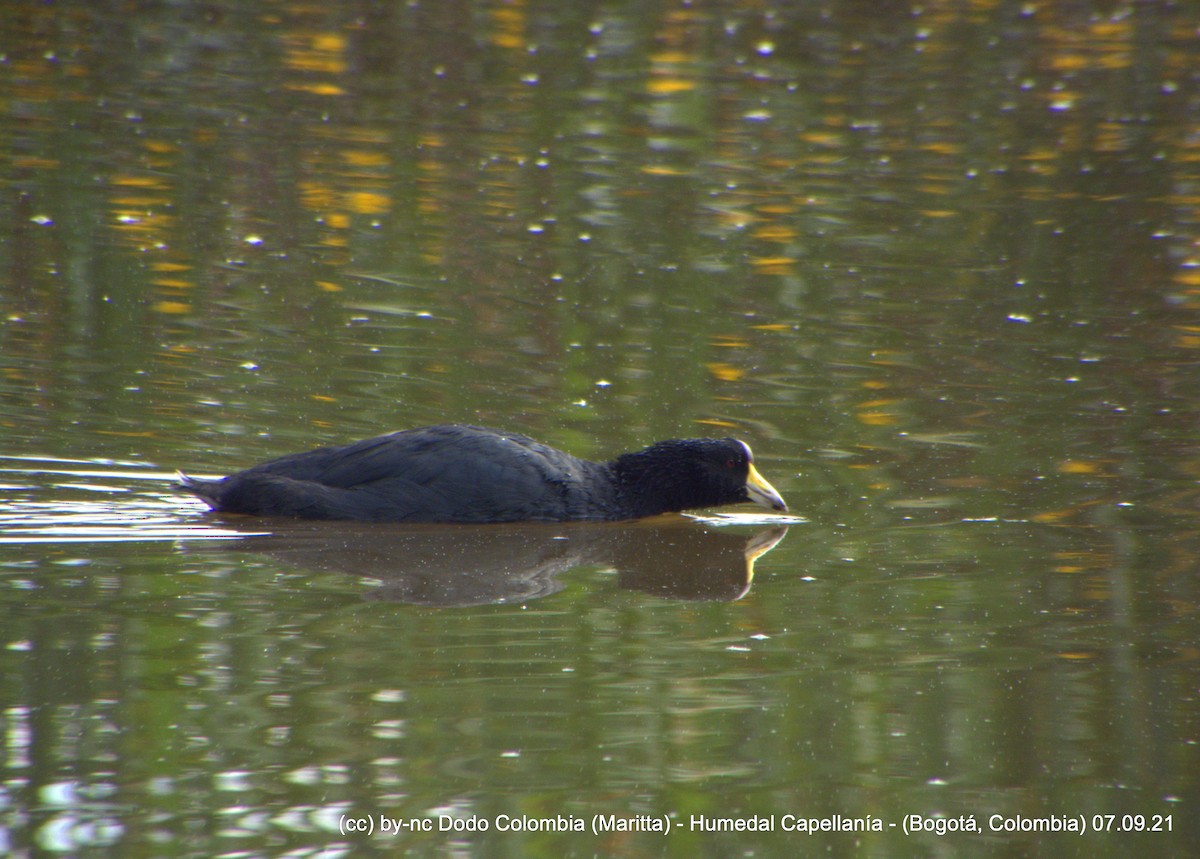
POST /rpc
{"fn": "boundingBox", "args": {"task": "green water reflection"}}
[1,0,1198,856]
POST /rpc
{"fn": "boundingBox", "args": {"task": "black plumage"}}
[179,424,787,523]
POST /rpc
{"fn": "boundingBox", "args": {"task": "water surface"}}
[1,1,1197,856]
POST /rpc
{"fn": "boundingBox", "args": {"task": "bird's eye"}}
[725,459,735,469]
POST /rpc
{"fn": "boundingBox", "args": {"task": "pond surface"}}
[1,1,1197,857]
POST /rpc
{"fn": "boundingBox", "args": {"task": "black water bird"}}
[179,424,787,524]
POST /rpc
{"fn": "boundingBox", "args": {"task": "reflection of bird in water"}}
[197,519,791,606]
[179,424,786,523]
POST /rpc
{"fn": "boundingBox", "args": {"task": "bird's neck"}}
[610,449,695,517]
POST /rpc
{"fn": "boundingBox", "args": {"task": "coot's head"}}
[614,437,788,517]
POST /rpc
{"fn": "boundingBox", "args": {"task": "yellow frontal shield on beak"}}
[745,462,787,512]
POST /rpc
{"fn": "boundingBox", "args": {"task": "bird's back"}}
[184,425,618,522]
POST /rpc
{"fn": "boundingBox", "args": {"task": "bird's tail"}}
[176,471,222,509]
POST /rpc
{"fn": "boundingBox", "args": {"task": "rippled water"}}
[0,457,243,543]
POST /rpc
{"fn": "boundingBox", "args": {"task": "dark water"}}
[1,1,1197,856]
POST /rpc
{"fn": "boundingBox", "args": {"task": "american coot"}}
[179,424,788,523]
